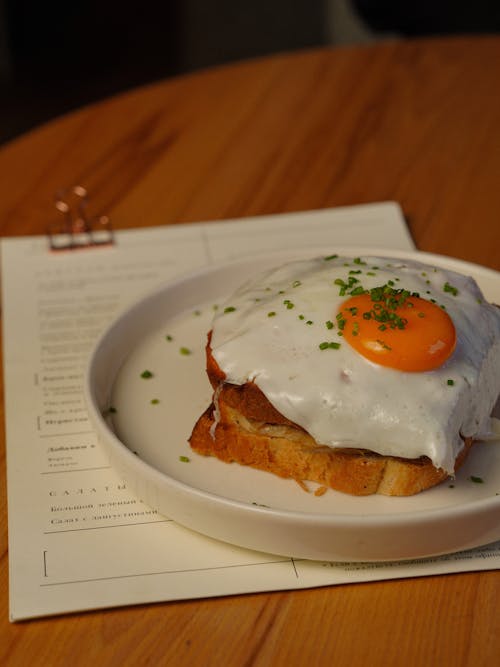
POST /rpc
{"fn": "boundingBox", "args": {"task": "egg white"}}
[210,255,500,473]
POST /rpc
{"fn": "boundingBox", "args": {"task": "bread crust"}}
[189,336,473,496]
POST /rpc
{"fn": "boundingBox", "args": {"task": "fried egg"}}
[210,255,500,473]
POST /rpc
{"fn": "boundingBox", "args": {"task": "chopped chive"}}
[443,282,459,296]
[292,280,302,287]
[319,341,341,350]
[165,335,173,341]
[267,311,276,317]
[447,379,455,386]
[141,370,153,379]
[180,347,192,356]
[179,456,190,463]
[324,254,338,261]
[224,306,236,313]
[325,320,334,329]
[336,314,346,330]
[469,475,484,484]
[150,399,160,405]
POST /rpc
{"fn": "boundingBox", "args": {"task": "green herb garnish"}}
[443,282,459,296]
[336,313,346,330]
[319,341,341,350]
[141,370,153,379]
[469,475,484,484]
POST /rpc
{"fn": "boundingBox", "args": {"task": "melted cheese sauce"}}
[210,255,500,473]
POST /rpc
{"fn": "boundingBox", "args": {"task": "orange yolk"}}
[338,293,456,372]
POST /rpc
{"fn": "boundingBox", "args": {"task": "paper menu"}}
[2,202,499,622]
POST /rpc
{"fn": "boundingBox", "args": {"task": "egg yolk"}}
[338,292,456,372]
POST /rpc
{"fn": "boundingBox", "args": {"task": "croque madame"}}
[189,255,500,496]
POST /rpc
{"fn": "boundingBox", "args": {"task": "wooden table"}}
[1,36,499,665]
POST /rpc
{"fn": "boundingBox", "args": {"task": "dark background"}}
[0,0,499,146]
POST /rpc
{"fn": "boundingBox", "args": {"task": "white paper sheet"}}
[2,202,499,621]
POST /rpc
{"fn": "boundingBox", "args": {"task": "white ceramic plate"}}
[85,247,500,561]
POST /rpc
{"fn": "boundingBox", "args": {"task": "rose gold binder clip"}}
[48,185,114,251]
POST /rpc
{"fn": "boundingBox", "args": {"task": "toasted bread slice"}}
[189,340,472,496]
[189,392,473,496]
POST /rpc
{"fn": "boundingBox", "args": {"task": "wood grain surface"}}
[0,36,499,666]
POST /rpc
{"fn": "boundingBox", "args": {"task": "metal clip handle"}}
[48,186,113,251]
